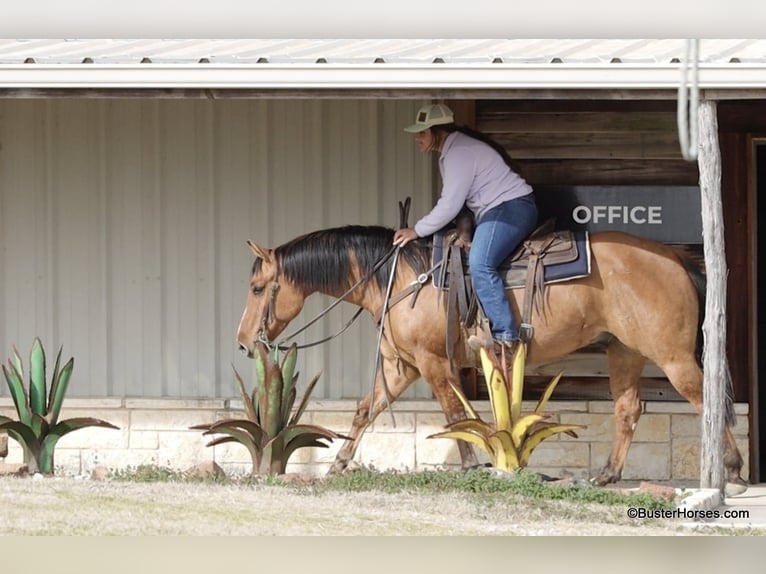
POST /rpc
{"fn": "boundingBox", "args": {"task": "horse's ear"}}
[247,240,272,263]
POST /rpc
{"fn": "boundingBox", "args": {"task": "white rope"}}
[678,39,700,161]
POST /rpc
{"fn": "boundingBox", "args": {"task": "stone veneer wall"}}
[0,398,750,481]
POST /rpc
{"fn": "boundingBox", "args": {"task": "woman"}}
[393,103,538,352]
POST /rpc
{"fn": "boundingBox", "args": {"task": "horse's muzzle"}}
[238,342,253,358]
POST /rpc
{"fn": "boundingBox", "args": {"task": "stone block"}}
[671,436,700,480]
[395,399,454,413]
[738,437,750,479]
[215,409,246,421]
[671,413,748,438]
[592,442,670,481]
[60,398,124,409]
[55,411,130,449]
[672,414,701,437]
[371,412,415,433]
[624,442,666,480]
[587,401,619,414]
[306,400,359,412]
[212,440,253,465]
[732,415,750,437]
[51,448,83,475]
[544,401,589,413]
[156,431,213,469]
[645,402,698,415]
[733,402,749,415]
[559,413,613,442]
[414,413,462,467]
[124,398,226,410]
[311,434,347,464]
[1,441,24,464]
[129,430,159,450]
[527,442,590,468]
[359,432,415,471]
[633,415,670,442]
[130,409,217,431]
[310,412,354,434]
[671,435,750,481]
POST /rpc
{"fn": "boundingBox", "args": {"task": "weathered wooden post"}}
[697,99,727,493]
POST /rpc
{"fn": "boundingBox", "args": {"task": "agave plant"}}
[0,338,119,475]
[428,343,585,472]
[192,342,349,476]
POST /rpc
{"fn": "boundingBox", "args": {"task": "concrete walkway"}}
[682,483,766,530]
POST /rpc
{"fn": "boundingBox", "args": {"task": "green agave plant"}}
[0,338,119,475]
[192,342,349,476]
[429,343,586,472]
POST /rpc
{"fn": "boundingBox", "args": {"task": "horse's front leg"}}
[328,355,420,475]
[593,341,646,486]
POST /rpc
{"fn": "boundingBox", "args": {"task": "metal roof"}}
[0,39,765,91]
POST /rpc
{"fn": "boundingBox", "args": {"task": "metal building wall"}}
[0,98,434,399]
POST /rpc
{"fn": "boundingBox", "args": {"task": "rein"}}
[263,245,398,351]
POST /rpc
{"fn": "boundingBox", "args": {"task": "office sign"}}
[534,185,702,244]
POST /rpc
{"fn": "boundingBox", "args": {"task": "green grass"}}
[108,464,675,511]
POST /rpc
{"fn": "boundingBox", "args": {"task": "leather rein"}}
[258,244,397,351]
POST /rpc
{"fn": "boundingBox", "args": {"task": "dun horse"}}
[236,224,746,490]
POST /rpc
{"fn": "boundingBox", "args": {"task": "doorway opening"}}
[757,143,766,481]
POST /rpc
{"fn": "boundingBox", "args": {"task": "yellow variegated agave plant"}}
[429,343,585,472]
[192,342,349,476]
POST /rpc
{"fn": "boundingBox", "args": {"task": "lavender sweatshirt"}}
[413,131,533,237]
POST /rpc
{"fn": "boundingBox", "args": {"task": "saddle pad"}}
[504,231,591,289]
[432,230,591,290]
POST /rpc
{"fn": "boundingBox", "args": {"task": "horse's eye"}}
[252,285,265,296]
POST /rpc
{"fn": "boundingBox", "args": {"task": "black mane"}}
[254,225,431,293]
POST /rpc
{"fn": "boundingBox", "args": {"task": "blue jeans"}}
[468,194,538,342]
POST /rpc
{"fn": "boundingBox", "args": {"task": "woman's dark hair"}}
[431,123,524,176]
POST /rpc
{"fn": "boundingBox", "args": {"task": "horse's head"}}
[237,240,306,357]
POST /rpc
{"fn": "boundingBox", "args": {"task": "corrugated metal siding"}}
[1,38,764,64]
[0,99,434,399]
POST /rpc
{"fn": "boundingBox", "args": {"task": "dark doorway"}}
[757,143,766,480]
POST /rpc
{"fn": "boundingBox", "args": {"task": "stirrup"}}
[519,323,533,343]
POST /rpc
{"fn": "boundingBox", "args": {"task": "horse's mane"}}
[254,225,431,293]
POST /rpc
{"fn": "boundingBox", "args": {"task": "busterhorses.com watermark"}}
[627,507,750,520]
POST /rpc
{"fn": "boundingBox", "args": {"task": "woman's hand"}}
[393,227,418,247]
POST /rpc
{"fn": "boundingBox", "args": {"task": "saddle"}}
[430,214,591,368]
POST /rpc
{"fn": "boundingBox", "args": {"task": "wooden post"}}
[698,100,727,493]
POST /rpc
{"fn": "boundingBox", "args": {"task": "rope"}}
[678,39,700,161]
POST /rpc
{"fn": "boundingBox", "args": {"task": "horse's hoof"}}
[725,480,748,497]
[589,475,608,487]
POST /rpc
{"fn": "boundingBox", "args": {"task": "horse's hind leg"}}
[416,352,479,470]
[660,359,746,493]
[592,341,646,486]
[327,356,420,475]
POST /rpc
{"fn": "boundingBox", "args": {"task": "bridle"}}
[255,245,398,352]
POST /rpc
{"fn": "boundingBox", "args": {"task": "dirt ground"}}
[0,476,761,536]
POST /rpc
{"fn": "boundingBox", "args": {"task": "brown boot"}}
[467,333,493,352]
[493,339,521,360]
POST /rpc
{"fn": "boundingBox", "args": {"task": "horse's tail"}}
[680,255,736,427]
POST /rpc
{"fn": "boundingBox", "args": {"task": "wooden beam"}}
[446,99,476,128]
[698,100,727,493]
